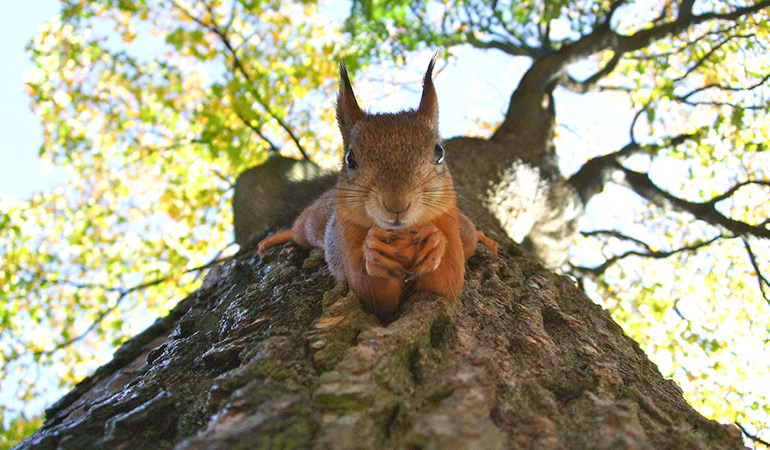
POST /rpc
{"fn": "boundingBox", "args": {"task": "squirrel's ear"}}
[337,61,365,140]
[417,52,439,126]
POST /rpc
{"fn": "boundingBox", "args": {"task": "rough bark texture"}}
[18,218,743,449]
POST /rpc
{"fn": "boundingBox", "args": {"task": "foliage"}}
[2,0,769,447]
[0,411,42,450]
[1,0,341,436]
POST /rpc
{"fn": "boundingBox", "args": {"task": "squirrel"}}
[257,55,498,320]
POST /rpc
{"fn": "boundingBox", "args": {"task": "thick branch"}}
[568,133,695,203]
[466,33,534,57]
[618,168,770,240]
[496,0,770,140]
[561,51,622,93]
[679,0,697,20]
[569,134,770,241]
[610,1,770,58]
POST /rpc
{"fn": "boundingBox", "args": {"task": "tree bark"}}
[17,200,743,449]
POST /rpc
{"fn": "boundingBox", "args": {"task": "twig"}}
[573,234,723,277]
[16,245,236,362]
[170,0,310,160]
[742,238,770,306]
[734,421,770,448]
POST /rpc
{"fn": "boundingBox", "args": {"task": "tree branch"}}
[233,108,280,154]
[677,72,770,102]
[706,180,770,205]
[734,421,770,448]
[546,0,770,91]
[539,21,551,51]
[560,51,622,93]
[612,1,770,56]
[742,238,770,306]
[495,0,770,145]
[572,233,723,277]
[462,0,539,59]
[212,169,235,189]
[568,132,696,203]
[603,0,632,31]
[466,33,534,57]
[581,229,653,251]
[5,246,235,368]
[171,0,310,161]
[569,130,770,241]
[628,24,740,62]
[617,168,770,240]
[678,0,696,21]
[673,30,753,82]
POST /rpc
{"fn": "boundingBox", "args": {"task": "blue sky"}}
[0,0,63,200]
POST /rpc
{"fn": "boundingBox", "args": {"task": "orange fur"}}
[413,211,466,302]
[258,230,293,254]
[257,55,498,321]
[338,219,405,319]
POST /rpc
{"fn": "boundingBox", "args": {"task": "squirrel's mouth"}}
[382,218,406,230]
[372,214,412,231]
[370,203,414,231]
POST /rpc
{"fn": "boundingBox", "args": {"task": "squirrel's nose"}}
[383,199,411,215]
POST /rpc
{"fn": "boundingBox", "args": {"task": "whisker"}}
[415,170,441,191]
[332,186,371,194]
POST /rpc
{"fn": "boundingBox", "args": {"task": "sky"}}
[0,0,63,200]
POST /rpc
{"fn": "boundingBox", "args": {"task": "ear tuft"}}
[417,51,439,125]
[337,61,365,143]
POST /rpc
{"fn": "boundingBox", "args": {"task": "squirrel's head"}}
[334,54,455,231]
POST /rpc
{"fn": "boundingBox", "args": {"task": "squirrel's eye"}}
[344,149,358,169]
[433,143,445,165]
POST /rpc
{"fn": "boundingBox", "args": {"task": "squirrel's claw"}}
[364,228,411,279]
[367,227,398,243]
[365,258,409,279]
[411,223,446,277]
[364,251,410,279]
[365,228,413,262]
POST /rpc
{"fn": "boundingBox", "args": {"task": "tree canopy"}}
[2,0,769,447]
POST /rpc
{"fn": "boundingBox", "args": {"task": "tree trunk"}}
[17,184,743,448]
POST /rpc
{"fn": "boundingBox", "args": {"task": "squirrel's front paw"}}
[363,228,412,279]
[410,223,446,277]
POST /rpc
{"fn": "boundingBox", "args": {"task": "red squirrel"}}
[258,55,498,320]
